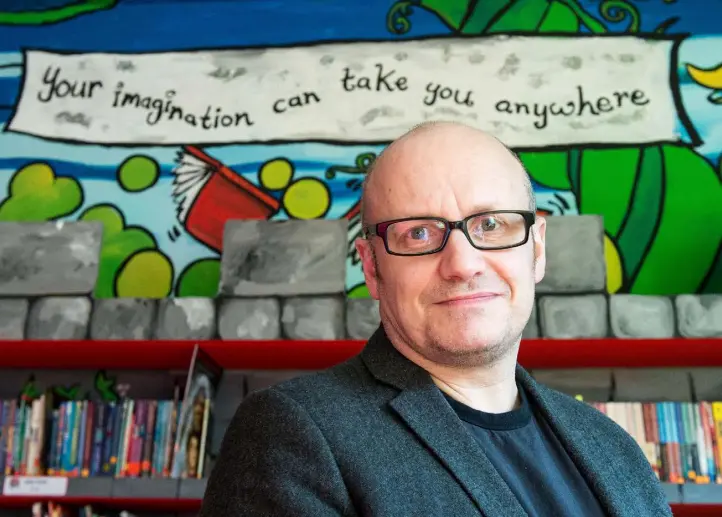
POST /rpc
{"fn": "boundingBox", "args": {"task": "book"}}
[170,343,222,479]
[586,399,722,484]
[171,145,281,252]
[0,351,220,480]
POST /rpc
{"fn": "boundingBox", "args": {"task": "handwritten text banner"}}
[7,36,681,147]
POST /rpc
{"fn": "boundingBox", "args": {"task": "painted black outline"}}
[116,153,161,193]
[457,0,481,32]
[669,36,703,147]
[112,246,175,298]
[3,32,699,149]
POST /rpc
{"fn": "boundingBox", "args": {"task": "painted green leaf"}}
[614,146,664,290]
[0,0,118,25]
[578,148,640,238]
[486,0,553,33]
[419,0,470,31]
[79,204,156,298]
[518,151,572,190]
[388,0,606,35]
[631,146,722,294]
[347,283,371,299]
[537,1,580,32]
[461,0,518,34]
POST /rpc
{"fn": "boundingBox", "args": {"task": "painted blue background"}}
[0,0,720,295]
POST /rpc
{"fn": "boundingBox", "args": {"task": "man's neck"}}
[386,331,521,414]
[430,366,520,414]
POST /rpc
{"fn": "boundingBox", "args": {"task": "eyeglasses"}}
[361,210,536,256]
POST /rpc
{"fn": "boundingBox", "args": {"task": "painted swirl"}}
[599,0,640,32]
[386,0,417,35]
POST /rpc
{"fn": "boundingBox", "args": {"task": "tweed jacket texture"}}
[200,326,671,517]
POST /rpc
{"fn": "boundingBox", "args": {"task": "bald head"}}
[360,121,535,228]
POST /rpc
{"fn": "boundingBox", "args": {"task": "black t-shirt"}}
[442,386,607,517]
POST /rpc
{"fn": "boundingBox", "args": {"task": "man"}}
[200,121,671,517]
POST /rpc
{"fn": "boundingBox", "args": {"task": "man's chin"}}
[431,326,508,352]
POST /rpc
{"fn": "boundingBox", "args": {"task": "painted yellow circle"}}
[282,178,330,220]
[116,250,173,298]
[259,158,294,191]
[604,233,623,294]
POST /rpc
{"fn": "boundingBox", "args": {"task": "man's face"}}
[356,128,546,367]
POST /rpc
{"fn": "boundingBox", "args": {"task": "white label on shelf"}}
[2,476,68,496]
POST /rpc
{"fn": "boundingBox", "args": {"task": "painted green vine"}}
[386,0,678,36]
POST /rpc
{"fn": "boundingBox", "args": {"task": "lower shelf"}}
[0,476,205,510]
[0,478,721,514]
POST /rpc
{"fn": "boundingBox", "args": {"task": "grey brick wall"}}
[0,218,719,340]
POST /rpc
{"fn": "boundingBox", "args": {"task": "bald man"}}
[200,122,671,517]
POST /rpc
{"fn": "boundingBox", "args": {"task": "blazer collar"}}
[360,325,529,517]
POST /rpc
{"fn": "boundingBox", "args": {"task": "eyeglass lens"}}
[385,212,528,254]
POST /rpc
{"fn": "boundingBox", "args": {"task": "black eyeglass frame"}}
[361,209,537,256]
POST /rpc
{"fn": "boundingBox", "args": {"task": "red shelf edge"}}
[0,338,718,370]
[0,497,715,514]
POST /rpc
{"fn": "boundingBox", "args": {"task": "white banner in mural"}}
[7,36,681,147]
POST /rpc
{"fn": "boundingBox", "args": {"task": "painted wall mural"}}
[0,0,720,299]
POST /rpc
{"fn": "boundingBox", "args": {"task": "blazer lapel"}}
[360,327,528,517]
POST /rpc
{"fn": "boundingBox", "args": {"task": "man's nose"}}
[437,229,487,281]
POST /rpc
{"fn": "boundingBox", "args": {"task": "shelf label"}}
[3,476,68,496]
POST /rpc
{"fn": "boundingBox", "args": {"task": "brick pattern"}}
[0,218,719,340]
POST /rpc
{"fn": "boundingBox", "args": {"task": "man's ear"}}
[532,216,547,284]
[354,237,380,300]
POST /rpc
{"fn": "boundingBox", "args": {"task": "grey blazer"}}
[200,326,672,516]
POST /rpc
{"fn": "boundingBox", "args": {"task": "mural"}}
[0,0,720,299]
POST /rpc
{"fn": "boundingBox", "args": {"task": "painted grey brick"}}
[522,302,539,339]
[538,294,608,339]
[282,296,345,339]
[346,298,380,339]
[90,299,157,340]
[27,296,91,340]
[609,295,675,338]
[218,298,280,339]
[220,220,347,296]
[675,295,722,338]
[0,298,29,339]
[536,215,606,293]
[0,221,102,296]
[155,297,216,339]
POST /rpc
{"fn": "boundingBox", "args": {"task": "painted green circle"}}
[176,259,221,297]
[117,155,160,192]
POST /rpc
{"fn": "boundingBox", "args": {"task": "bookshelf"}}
[0,337,720,517]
